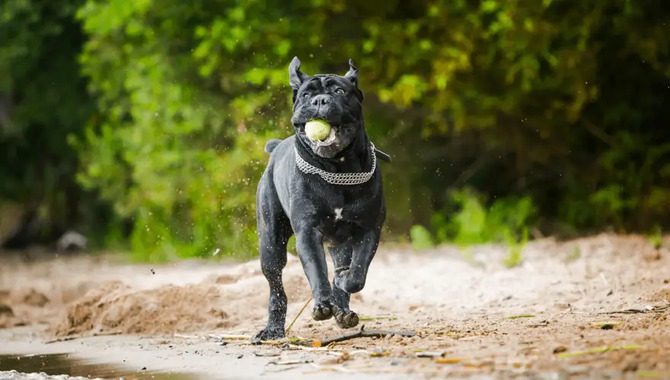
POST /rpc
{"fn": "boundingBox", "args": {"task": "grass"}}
[506,314,535,319]
[566,247,581,262]
[556,344,643,358]
[646,225,663,249]
[409,189,535,269]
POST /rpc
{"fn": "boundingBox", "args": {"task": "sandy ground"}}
[0,233,669,379]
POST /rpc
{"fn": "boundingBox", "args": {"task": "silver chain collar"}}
[294,143,377,185]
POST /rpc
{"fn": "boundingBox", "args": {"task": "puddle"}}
[0,354,199,379]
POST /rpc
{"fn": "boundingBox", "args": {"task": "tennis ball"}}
[305,120,331,141]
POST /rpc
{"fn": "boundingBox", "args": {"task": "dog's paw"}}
[312,301,337,321]
[335,309,359,329]
[251,327,285,344]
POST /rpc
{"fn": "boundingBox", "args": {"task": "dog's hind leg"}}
[253,180,293,343]
[329,244,360,329]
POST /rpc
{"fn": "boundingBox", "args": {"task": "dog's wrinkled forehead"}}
[298,75,355,92]
[289,57,363,103]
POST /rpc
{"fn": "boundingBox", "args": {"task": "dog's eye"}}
[302,93,310,98]
[335,88,345,95]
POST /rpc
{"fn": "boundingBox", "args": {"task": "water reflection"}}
[0,353,198,379]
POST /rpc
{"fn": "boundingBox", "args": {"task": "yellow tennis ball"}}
[305,120,331,141]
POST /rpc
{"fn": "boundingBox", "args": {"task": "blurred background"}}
[0,0,668,261]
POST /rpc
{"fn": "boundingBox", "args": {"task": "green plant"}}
[434,189,535,243]
[0,0,99,238]
[4,0,669,259]
[71,0,670,260]
[409,225,435,251]
[646,225,663,250]
[502,227,528,268]
[429,188,535,266]
[566,247,582,262]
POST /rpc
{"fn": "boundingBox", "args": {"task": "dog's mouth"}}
[295,122,347,158]
[297,121,341,146]
[310,125,338,147]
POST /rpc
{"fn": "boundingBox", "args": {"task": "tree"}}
[0,0,97,245]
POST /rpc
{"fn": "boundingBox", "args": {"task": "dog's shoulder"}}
[264,139,283,154]
[264,136,297,157]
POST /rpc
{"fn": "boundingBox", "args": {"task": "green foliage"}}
[646,225,663,250]
[72,0,296,259]
[502,227,528,268]
[431,189,535,246]
[2,0,669,258]
[428,189,534,266]
[566,247,582,263]
[0,0,99,238]
[409,225,435,251]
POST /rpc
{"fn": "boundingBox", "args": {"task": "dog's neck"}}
[295,128,373,174]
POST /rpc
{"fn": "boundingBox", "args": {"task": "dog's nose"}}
[311,95,331,107]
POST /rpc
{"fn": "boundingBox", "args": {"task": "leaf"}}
[557,345,643,358]
[410,225,435,250]
[436,357,465,364]
[506,314,535,319]
[590,321,622,329]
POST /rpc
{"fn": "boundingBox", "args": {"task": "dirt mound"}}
[53,281,229,336]
[49,256,312,337]
[0,252,313,337]
[0,288,50,328]
[0,303,17,328]
[649,288,670,303]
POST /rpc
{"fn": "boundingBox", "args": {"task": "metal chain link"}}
[294,143,377,185]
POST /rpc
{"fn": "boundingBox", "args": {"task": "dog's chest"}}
[318,192,379,239]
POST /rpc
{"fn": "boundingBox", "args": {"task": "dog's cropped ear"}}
[344,59,364,101]
[344,59,359,87]
[289,57,310,102]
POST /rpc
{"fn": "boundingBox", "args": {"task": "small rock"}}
[416,351,444,358]
[0,304,14,317]
[623,362,638,372]
[57,230,88,252]
[553,346,568,354]
[22,289,49,307]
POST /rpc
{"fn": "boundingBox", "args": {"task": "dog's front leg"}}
[334,228,380,294]
[295,229,336,321]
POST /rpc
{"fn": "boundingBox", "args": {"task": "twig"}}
[506,314,535,319]
[286,298,312,334]
[416,351,445,358]
[287,344,341,352]
[557,344,643,358]
[308,363,353,373]
[270,359,312,366]
[253,340,284,346]
[44,336,78,344]
[44,331,122,344]
[174,333,201,339]
[314,325,415,347]
[358,315,398,321]
[208,333,251,340]
[599,304,669,315]
[305,364,409,374]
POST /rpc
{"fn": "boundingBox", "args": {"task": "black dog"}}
[253,57,386,342]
